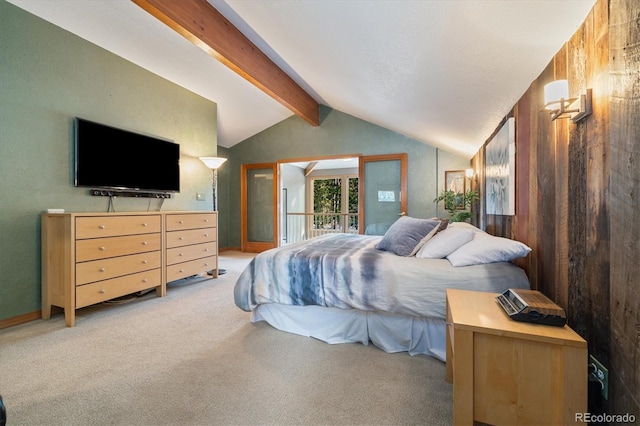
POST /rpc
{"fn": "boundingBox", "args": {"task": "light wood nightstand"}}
[445,288,587,425]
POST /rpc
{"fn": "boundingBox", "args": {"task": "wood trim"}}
[131,0,319,126]
[0,310,42,330]
[279,153,361,163]
[304,162,318,176]
[358,153,408,233]
[241,163,278,252]
[219,246,241,252]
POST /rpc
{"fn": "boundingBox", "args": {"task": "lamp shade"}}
[199,156,227,169]
[544,80,569,110]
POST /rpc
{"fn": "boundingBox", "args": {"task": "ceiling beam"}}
[132,0,319,126]
[304,162,318,176]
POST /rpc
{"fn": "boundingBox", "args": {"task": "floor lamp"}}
[199,156,227,275]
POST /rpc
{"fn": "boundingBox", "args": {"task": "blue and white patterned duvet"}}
[234,233,529,320]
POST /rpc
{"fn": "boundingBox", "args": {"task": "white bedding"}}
[234,233,530,360]
[251,304,447,361]
[234,233,530,321]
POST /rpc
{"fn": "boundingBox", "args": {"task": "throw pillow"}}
[376,216,441,257]
[446,233,532,266]
[416,227,475,259]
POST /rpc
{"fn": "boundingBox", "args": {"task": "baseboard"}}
[0,310,41,330]
[0,247,249,331]
[220,247,241,252]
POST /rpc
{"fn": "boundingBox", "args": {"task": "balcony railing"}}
[283,213,359,245]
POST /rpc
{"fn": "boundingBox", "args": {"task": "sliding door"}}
[241,163,278,252]
[359,154,407,235]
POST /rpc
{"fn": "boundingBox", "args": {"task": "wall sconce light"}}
[543,79,592,123]
[465,168,476,186]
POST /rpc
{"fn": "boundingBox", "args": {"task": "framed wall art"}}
[485,117,515,215]
[445,170,466,209]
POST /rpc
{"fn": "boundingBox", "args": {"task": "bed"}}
[234,219,531,361]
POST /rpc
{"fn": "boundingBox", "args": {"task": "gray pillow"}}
[376,216,441,256]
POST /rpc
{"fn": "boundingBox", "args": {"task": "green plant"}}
[434,189,479,222]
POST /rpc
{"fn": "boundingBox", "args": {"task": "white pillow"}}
[446,233,531,266]
[416,227,475,259]
[448,221,486,234]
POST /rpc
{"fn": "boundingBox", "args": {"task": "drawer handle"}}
[143,279,148,283]
[179,253,184,256]
[205,263,209,266]
[99,289,106,294]
[99,225,106,229]
[204,234,209,237]
[179,220,184,224]
[99,268,105,272]
[179,269,184,273]
[204,248,209,252]
[142,241,148,245]
[204,219,209,222]
[179,237,184,240]
[99,246,106,251]
[142,260,148,264]
[142,223,148,227]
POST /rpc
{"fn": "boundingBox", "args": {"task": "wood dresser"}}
[41,211,218,327]
[445,288,587,425]
[165,212,218,282]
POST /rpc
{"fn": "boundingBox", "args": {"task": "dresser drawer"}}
[42,211,219,327]
[76,215,161,239]
[166,242,217,265]
[166,228,216,248]
[166,255,217,282]
[76,269,161,309]
[76,233,161,262]
[76,251,161,285]
[166,213,216,231]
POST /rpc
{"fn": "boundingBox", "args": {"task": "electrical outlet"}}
[196,192,205,201]
[590,355,608,400]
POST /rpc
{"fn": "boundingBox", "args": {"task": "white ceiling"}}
[7,0,596,158]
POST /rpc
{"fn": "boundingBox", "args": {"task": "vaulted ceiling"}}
[8,0,596,158]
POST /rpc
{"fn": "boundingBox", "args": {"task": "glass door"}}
[241,163,278,252]
[359,154,407,235]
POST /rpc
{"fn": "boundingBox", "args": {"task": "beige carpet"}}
[0,251,452,426]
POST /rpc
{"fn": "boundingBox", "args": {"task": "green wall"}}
[215,146,231,249]
[0,1,218,322]
[227,106,469,248]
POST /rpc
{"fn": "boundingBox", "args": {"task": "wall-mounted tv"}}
[74,118,180,194]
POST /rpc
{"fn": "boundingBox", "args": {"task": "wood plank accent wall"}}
[472,0,639,416]
[609,0,640,415]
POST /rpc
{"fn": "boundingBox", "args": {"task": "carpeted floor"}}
[0,251,452,426]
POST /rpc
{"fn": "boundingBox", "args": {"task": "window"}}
[310,175,358,236]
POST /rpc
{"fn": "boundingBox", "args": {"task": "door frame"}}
[358,153,408,233]
[241,153,407,250]
[279,154,360,242]
[241,162,278,252]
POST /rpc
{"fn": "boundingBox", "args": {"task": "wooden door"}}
[358,154,408,234]
[241,163,278,252]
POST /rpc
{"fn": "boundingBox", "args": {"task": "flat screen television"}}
[74,118,180,194]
